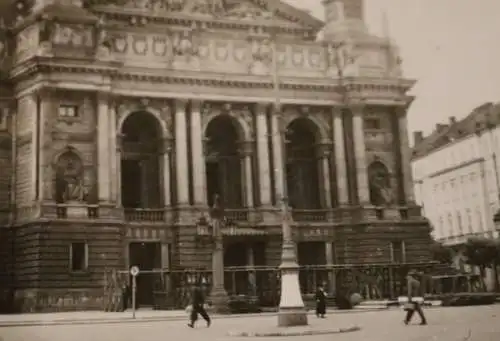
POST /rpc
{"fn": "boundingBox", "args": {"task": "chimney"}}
[413,131,424,145]
[449,116,456,125]
[435,123,448,132]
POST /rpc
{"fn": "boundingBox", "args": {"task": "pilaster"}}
[255,103,272,207]
[316,142,333,208]
[396,104,415,204]
[332,108,349,205]
[97,92,111,203]
[174,99,190,207]
[191,100,207,207]
[239,140,255,209]
[271,109,284,203]
[351,103,370,205]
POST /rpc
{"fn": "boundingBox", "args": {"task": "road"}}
[1,305,500,341]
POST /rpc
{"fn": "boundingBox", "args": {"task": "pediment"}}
[94,0,323,30]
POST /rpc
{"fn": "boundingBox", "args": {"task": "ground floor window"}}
[70,242,88,272]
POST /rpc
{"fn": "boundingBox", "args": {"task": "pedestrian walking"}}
[404,270,427,326]
[187,284,211,328]
[315,284,327,318]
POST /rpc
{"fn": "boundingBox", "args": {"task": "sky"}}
[284,0,500,143]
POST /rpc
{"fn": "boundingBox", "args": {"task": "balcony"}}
[291,209,329,222]
[124,208,175,224]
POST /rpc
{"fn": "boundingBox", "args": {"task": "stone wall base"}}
[13,288,104,313]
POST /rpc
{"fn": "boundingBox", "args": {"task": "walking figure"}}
[188,284,211,328]
[404,270,428,325]
[315,284,327,318]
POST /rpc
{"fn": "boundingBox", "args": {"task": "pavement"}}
[0,305,386,328]
[1,305,499,341]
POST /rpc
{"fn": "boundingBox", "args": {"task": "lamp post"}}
[265,11,307,327]
[201,194,229,313]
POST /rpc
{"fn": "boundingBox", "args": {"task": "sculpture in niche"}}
[54,149,87,203]
[368,161,393,206]
[38,19,56,56]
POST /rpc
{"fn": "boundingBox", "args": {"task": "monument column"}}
[175,99,190,206]
[332,108,349,205]
[97,92,111,203]
[351,104,370,204]
[191,100,207,206]
[396,105,415,204]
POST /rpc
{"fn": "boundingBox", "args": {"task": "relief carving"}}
[173,30,198,58]
[248,34,272,75]
[54,147,88,203]
[95,17,112,59]
[368,161,393,206]
[38,20,56,56]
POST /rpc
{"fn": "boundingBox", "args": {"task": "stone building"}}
[412,102,500,287]
[0,0,431,312]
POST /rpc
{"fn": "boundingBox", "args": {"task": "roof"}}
[411,102,500,160]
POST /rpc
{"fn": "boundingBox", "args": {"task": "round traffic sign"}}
[130,266,140,276]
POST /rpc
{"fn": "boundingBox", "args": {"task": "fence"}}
[103,262,438,311]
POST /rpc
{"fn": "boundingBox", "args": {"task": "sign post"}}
[130,266,140,319]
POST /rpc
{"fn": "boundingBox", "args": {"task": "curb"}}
[0,307,387,328]
[228,325,361,337]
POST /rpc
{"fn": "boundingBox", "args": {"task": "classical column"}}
[325,242,336,294]
[175,99,189,206]
[332,108,349,205]
[109,100,118,205]
[162,138,172,206]
[191,100,207,206]
[255,104,272,206]
[97,93,111,203]
[271,112,284,202]
[116,134,122,206]
[396,106,415,204]
[351,104,370,204]
[240,141,254,208]
[317,143,332,208]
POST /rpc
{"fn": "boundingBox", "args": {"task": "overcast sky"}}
[285,0,500,142]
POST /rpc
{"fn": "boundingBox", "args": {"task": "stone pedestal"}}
[209,288,230,314]
[64,202,88,219]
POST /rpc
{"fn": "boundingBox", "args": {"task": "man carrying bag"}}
[404,270,427,325]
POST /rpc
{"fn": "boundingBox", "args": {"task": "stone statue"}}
[368,162,393,206]
[55,151,87,203]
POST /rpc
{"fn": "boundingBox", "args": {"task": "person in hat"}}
[315,283,327,318]
[404,270,427,325]
[187,283,211,328]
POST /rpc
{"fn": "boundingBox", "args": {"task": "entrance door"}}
[129,242,161,307]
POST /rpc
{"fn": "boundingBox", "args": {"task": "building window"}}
[390,240,406,263]
[447,213,453,236]
[70,242,88,272]
[466,209,472,234]
[58,104,79,118]
[364,117,381,130]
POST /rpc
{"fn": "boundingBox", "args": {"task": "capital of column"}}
[348,101,366,116]
[162,137,174,154]
[255,102,270,114]
[191,99,204,112]
[315,142,333,158]
[175,98,189,112]
[238,140,254,157]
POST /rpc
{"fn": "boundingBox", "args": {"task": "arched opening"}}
[120,111,163,208]
[285,118,321,209]
[368,161,393,206]
[54,149,86,203]
[204,115,243,208]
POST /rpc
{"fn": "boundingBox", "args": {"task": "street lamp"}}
[196,194,229,313]
[265,12,307,327]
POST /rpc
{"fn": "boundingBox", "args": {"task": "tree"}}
[463,237,497,290]
[430,241,453,265]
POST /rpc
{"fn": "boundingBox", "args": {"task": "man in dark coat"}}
[188,284,211,328]
[315,284,327,318]
[404,270,428,325]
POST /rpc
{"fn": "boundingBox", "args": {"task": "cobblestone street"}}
[1,306,499,341]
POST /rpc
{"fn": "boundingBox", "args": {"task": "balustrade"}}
[124,208,166,223]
